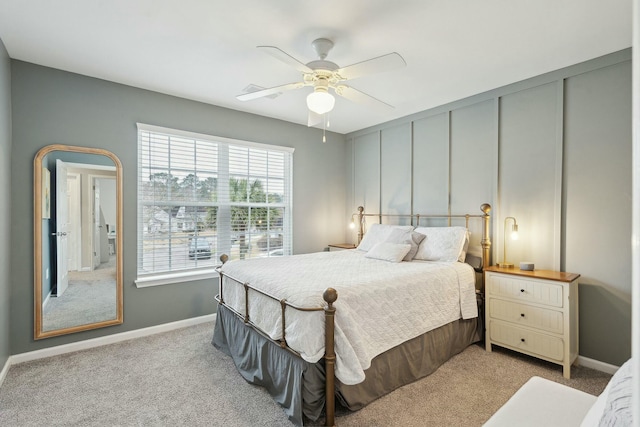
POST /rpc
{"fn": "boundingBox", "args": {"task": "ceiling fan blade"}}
[334,85,394,110]
[307,110,322,127]
[258,46,314,74]
[236,82,305,101]
[337,52,406,80]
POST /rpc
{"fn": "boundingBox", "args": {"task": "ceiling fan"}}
[237,38,406,128]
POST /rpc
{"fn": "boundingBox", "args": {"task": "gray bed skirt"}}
[212,304,481,425]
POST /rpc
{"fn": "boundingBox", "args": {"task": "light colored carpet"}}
[43,257,117,331]
[42,279,116,331]
[0,321,611,426]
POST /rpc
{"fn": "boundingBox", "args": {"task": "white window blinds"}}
[137,124,293,278]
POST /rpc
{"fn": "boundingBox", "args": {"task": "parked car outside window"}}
[188,237,212,260]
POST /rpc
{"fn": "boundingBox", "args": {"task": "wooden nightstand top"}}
[484,265,580,283]
[328,243,357,250]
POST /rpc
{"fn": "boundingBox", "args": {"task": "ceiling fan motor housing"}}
[306,60,339,72]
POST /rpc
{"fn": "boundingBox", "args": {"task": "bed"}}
[212,204,492,426]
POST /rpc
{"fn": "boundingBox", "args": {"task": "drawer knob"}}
[520,338,526,343]
[520,313,525,317]
[520,289,525,293]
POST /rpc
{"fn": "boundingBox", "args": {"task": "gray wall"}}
[345,50,632,366]
[10,61,347,354]
[0,39,12,367]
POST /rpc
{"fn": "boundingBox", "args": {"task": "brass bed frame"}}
[215,204,492,426]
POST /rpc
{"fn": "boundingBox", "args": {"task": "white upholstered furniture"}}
[483,376,596,426]
[484,358,633,426]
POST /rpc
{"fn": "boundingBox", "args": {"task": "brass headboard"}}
[351,203,492,270]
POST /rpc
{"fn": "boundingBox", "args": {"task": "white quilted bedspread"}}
[220,250,477,385]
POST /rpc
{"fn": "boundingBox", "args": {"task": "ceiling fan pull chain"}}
[323,114,327,143]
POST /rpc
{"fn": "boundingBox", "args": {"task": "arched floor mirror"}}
[34,144,123,339]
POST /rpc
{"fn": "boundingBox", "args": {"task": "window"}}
[136,124,293,284]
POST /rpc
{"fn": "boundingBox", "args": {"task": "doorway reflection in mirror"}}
[42,169,117,332]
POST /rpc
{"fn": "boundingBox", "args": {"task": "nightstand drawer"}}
[489,320,564,362]
[489,298,564,334]
[486,273,564,308]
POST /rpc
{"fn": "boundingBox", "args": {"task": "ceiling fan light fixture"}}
[306,89,335,115]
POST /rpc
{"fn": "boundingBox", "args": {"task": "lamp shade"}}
[306,90,335,115]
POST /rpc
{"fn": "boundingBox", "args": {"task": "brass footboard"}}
[215,255,338,426]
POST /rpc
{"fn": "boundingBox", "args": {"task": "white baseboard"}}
[0,355,10,389]
[577,355,620,375]
[6,314,216,370]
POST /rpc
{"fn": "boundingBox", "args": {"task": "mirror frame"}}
[34,144,123,339]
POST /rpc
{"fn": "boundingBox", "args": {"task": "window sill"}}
[135,268,220,288]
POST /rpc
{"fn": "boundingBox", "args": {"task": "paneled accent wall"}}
[345,49,632,366]
[353,132,380,214]
[499,82,561,271]
[450,100,496,247]
[381,124,412,217]
[413,113,449,215]
[563,61,632,361]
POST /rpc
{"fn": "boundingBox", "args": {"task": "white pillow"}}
[364,242,411,263]
[357,223,414,252]
[597,358,633,426]
[458,230,471,262]
[384,228,426,261]
[580,358,633,427]
[413,226,468,262]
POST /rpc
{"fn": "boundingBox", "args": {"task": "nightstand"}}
[484,266,580,379]
[328,243,357,251]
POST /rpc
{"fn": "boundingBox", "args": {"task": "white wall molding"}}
[0,356,11,388]
[576,355,619,375]
[3,314,215,376]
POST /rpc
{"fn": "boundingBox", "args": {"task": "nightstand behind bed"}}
[328,243,357,251]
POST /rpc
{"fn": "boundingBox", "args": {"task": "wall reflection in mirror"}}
[34,145,123,339]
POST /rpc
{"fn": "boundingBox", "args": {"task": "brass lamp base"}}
[497,262,515,268]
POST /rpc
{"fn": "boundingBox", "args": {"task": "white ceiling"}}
[0,0,632,134]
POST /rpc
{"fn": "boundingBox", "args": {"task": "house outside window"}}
[136,124,293,285]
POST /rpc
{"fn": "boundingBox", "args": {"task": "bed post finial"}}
[323,288,338,307]
[217,254,230,304]
[323,287,338,427]
[480,204,491,270]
